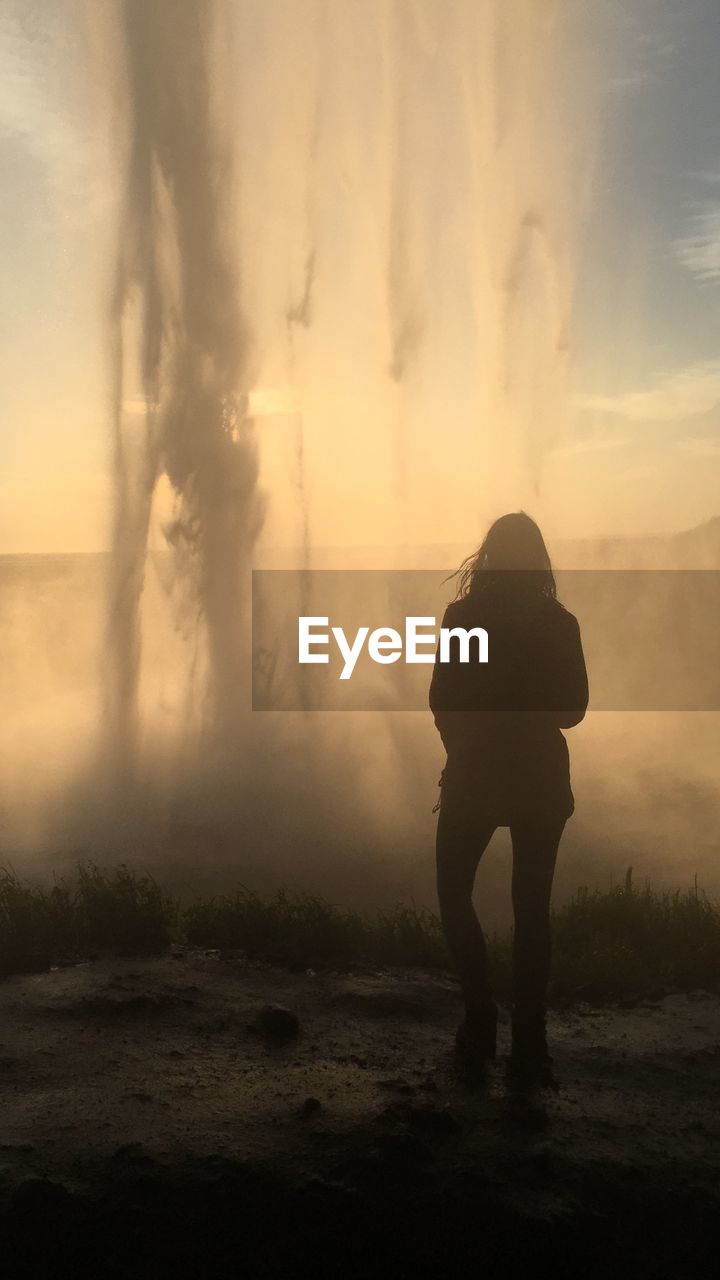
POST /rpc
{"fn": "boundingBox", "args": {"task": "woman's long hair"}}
[450,512,556,601]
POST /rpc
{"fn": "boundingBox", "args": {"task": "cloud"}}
[0,4,110,230]
[0,8,78,167]
[575,361,720,423]
[604,6,677,95]
[607,71,654,93]
[676,206,720,282]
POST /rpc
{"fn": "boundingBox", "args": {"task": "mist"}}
[0,0,718,927]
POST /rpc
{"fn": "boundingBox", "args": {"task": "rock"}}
[254,1004,301,1039]
[301,1096,322,1117]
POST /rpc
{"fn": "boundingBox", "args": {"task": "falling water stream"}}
[105,0,593,784]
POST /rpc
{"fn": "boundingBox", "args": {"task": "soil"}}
[1,951,719,1278]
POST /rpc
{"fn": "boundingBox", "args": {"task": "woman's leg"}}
[436,791,496,1027]
[509,819,565,1061]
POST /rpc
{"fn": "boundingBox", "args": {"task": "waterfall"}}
[104,0,592,783]
[107,0,263,773]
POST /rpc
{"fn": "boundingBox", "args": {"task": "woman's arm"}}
[552,611,589,728]
[429,605,459,749]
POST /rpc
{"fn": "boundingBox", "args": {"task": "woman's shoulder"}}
[440,595,486,628]
[441,597,467,623]
[543,597,581,633]
[442,592,580,632]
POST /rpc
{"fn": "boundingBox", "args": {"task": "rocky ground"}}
[1,949,719,1278]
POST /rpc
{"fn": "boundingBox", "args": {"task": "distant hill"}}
[253,515,720,571]
[2,514,718,579]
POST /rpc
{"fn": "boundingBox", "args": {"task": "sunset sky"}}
[1,0,719,553]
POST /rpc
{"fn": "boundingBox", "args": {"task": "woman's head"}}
[453,512,556,599]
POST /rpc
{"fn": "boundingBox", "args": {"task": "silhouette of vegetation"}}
[2,863,720,1003]
[184,889,447,968]
[0,863,174,974]
[549,870,720,1002]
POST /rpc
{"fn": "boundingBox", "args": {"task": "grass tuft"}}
[183,888,447,968]
[1,863,720,1004]
[0,863,175,975]
[549,877,720,1002]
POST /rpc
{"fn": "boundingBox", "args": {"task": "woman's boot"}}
[509,1009,555,1085]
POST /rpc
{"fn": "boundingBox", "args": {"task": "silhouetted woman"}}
[430,512,588,1076]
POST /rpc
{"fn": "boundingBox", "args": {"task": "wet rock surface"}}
[0,955,719,1276]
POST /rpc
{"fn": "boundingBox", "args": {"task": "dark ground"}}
[1,950,719,1278]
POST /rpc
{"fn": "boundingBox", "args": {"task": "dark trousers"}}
[436,794,564,1026]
